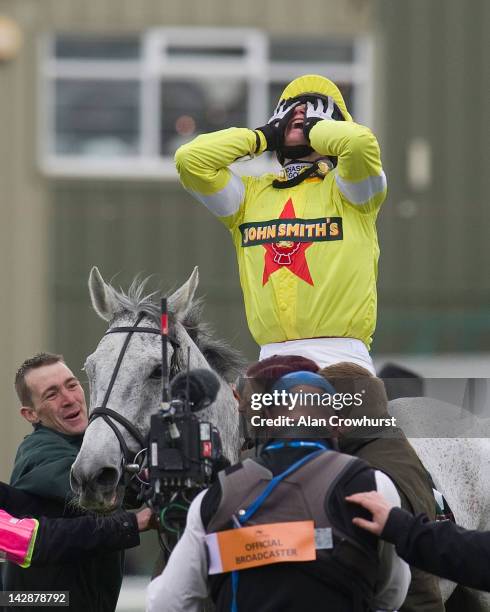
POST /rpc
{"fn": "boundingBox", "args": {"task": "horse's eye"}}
[149,365,162,380]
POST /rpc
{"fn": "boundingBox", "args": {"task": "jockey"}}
[175,74,387,374]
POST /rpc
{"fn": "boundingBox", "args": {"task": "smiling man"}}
[10,353,88,497]
[175,74,387,374]
[3,353,129,612]
[18,355,88,434]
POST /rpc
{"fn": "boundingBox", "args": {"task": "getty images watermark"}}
[248,389,397,429]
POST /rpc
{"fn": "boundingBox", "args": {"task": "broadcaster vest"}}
[206,451,379,606]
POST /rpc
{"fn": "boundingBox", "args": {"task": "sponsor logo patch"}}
[238,198,343,286]
[239,216,342,247]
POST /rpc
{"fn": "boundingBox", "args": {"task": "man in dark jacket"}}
[320,361,445,612]
[347,489,490,592]
[2,352,131,612]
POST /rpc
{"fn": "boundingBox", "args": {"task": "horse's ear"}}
[168,266,199,320]
[88,267,119,321]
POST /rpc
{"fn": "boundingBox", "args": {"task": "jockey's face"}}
[21,362,88,436]
[284,103,308,147]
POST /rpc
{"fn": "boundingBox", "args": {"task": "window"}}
[40,29,373,179]
[54,79,140,156]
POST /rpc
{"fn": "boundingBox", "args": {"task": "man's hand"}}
[302,96,340,138]
[255,99,302,152]
[136,507,157,532]
[345,490,395,536]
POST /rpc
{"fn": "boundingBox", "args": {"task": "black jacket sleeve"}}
[31,511,140,566]
[382,507,490,592]
[2,482,140,566]
[0,482,60,517]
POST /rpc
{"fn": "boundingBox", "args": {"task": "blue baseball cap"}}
[271,370,336,395]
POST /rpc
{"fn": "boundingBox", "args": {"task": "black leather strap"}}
[89,407,146,459]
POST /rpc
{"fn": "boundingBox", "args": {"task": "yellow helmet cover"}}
[279,74,353,122]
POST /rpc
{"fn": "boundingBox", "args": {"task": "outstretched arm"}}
[347,490,490,592]
[32,509,145,565]
[0,502,149,567]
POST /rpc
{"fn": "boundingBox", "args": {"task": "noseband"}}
[89,311,177,470]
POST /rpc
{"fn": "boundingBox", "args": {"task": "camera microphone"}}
[148,367,224,513]
[170,369,220,412]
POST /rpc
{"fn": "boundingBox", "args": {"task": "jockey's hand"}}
[136,507,157,531]
[302,95,341,139]
[255,98,302,152]
[345,490,395,536]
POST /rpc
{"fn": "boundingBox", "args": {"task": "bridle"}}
[89,311,179,471]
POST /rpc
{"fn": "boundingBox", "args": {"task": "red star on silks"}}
[262,198,314,286]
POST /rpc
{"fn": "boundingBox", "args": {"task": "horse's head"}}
[71,267,243,511]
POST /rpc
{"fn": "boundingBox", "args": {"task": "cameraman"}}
[147,361,409,612]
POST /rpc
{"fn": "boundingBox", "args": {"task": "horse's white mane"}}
[108,275,161,320]
[107,275,246,382]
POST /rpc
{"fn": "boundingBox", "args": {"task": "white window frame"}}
[39,29,373,181]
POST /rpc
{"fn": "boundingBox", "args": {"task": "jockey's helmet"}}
[278,74,353,122]
[274,74,352,166]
